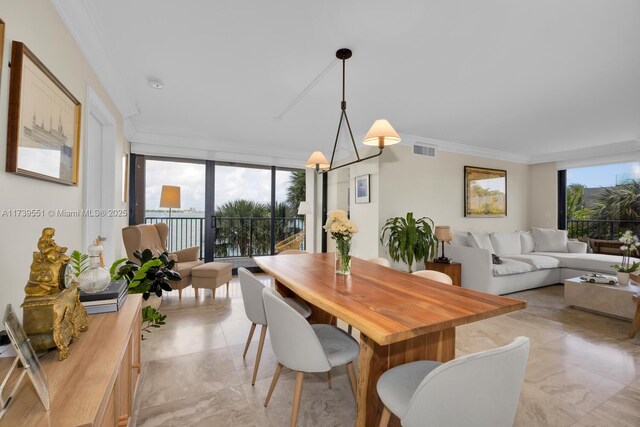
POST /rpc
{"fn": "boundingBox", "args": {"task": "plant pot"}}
[617,272,631,286]
[142,294,162,311]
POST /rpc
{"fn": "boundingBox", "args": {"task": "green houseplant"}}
[111,249,180,337]
[380,212,437,273]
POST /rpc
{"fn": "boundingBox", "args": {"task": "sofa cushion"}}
[532,228,568,253]
[451,231,470,247]
[533,252,639,273]
[520,231,535,254]
[490,232,522,256]
[469,232,495,253]
[492,259,533,276]
[502,254,560,270]
[174,260,204,277]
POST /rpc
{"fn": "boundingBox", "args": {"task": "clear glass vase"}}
[78,243,110,294]
[335,239,351,275]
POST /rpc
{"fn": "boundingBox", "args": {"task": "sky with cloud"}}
[567,161,640,187]
[145,160,295,214]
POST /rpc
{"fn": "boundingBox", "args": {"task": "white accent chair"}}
[367,257,392,268]
[377,336,530,427]
[238,268,311,386]
[412,270,453,285]
[262,287,359,427]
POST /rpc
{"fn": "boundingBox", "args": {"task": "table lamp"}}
[434,226,452,264]
[160,185,181,218]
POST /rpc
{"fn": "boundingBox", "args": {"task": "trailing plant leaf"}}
[141,306,167,339]
[70,250,89,277]
[110,258,128,279]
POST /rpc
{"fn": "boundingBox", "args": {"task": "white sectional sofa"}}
[447,228,638,295]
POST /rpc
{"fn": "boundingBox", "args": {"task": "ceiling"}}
[57,0,640,164]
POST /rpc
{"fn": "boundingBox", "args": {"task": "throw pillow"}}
[532,228,568,253]
[468,232,495,253]
[520,231,535,254]
[489,232,522,256]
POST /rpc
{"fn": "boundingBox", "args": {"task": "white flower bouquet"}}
[323,210,358,274]
[612,230,639,273]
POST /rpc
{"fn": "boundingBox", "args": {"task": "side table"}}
[425,261,461,286]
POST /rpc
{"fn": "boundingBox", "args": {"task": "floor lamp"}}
[160,185,181,218]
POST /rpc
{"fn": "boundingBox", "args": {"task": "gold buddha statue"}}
[25,228,71,296]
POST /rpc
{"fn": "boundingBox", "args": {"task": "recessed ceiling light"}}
[148,79,164,89]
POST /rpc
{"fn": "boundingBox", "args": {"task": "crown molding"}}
[51,0,139,120]
[131,131,310,169]
[530,139,640,165]
[400,134,531,164]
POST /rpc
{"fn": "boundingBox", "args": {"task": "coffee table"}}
[564,276,640,320]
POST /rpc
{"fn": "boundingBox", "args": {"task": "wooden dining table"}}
[254,253,526,427]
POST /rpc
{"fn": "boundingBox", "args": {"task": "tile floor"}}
[131,278,640,427]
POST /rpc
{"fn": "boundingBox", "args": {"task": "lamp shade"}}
[434,226,452,242]
[362,119,401,147]
[305,151,330,169]
[297,201,312,215]
[159,185,181,209]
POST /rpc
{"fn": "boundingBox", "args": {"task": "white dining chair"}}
[367,257,392,268]
[412,269,453,285]
[238,268,312,385]
[377,336,530,427]
[262,287,359,427]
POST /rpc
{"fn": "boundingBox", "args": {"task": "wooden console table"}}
[0,294,142,426]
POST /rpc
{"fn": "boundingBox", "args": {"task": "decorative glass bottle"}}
[78,242,110,293]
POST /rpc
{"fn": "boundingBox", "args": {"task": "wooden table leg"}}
[355,328,456,427]
[629,296,640,339]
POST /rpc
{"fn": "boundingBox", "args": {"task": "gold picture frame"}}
[464,166,507,217]
[6,41,81,185]
[0,19,5,92]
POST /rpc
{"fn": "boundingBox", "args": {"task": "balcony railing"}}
[144,216,305,260]
[567,219,640,240]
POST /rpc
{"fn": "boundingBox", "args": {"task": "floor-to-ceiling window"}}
[144,158,206,258]
[562,161,639,252]
[135,156,305,269]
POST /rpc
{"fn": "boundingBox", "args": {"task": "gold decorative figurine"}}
[21,228,88,360]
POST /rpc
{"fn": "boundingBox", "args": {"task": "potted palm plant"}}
[380,212,437,273]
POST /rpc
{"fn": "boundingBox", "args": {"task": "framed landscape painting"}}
[6,41,81,185]
[464,166,507,217]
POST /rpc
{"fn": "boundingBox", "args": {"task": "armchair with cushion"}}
[122,223,204,298]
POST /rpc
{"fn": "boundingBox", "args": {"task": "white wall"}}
[348,159,380,259]
[0,0,128,319]
[379,145,530,231]
[529,162,557,228]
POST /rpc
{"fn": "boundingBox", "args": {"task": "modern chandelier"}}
[305,48,401,174]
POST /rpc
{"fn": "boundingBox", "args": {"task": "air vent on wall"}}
[413,142,436,158]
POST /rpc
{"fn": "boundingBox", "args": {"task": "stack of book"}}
[79,280,128,315]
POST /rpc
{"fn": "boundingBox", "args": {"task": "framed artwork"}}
[0,19,5,91]
[464,166,507,217]
[2,305,50,413]
[6,41,81,185]
[355,174,370,204]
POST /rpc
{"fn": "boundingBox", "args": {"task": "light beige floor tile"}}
[139,347,240,408]
[228,339,285,385]
[515,382,582,427]
[141,321,227,362]
[572,412,613,426]
[137,386,257,427]
[525,358,625,415]
[588,387,640,427]
[243,367,356,427]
